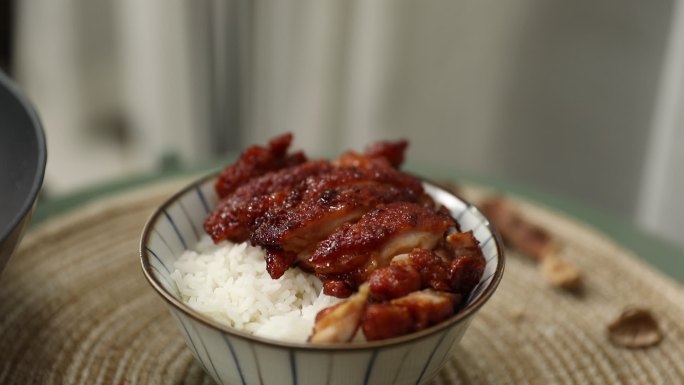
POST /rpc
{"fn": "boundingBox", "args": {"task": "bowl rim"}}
[140,172,505,351]
[0,71,47,246]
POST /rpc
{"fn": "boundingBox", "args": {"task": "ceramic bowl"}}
[140,174,504,385]
[0,71,46,276]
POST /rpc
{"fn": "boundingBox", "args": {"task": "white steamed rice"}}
[171,236,341,342]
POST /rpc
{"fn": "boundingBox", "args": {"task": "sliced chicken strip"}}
[309,202,455,275]
[253,180,424,257]
[205,160,332,243]
[214,132,307,198]
[310,284,370,343]
[361,289,460,341]
[309,202,455,297]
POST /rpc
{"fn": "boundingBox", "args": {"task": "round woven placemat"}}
[1,179,683,385]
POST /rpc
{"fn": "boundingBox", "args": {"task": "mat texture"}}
[1,179,683,385]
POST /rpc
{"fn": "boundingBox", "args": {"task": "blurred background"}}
[1,0,683,249]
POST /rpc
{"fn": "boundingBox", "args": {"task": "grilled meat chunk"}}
[363,139,408,168]
[310,284,369,343]
[445,232,486,294]
[402,232,486,295]
[214,158,428,279]
[361,289,460,341]
[214,133,307,198]
[204,160,333,243]
[309,202,455,297]
[334,139,408,169]
[361,303,414,341]
[369,238,485,301]
[367,264,422,302]
[206,136,426,280]
[390,289,460,330]
[251,176,425,255]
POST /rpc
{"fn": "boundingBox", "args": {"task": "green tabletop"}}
[32,158,684,285]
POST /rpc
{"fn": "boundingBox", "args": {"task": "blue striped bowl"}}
[140,175,505,385]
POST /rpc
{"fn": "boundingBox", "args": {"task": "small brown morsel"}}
[479,197,552,261]
[480,197,583,291]
[607,308,663,349]
[540,253,582,291]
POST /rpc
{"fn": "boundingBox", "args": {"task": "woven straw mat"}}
[1,178,683,385]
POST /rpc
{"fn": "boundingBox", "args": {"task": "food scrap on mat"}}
[479,197,582,291]
[607,307,663,349]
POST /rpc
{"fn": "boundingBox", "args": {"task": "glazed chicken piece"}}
[214,133,307,198]
[317,157,424,196]
[207,150,428,278]
[252,176,425,252]
[248,162,429,278]
[334,139,408,169]
[312,245,479,342]
[253,182,421,279]
[363,139,408,168]
[445,231,482,258]
[204,160,334,243]
[367,264,422,302]
[391,289,460,330]
[386,248,451,293]
[445,232,487,294]
[308,202,456,297]
[206,135,490,343]
[360,303,414,341]
[310,285,458,343]
[362,289,460,341]
[310,203,455,275]
[206,137,423,265]
[369,239,485,302]
[310,284,370,343]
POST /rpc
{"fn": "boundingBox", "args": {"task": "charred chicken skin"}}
[363,290,460,341]
[308,202,455,297]
[205,160,334,243]
[310,284,370,343]
[214,133,307,198]
[204,134,486,342]
[205,140,430,278]
[250,165,429,278]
